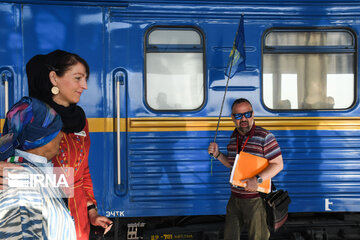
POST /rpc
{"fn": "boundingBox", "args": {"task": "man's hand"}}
[208,142,219,157]
[242,177,258,192]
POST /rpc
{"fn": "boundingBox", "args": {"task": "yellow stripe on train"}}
[1,117,359,133]
[86,117,360,132]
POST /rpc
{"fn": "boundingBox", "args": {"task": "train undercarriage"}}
[92,212,360,240]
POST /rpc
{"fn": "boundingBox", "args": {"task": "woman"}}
[26,50,112,239]
[0,97,76,239]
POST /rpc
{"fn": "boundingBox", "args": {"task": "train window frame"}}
[144,26,206,112]
[262,28,357,111]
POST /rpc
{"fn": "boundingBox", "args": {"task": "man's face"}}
[231,102,254,135]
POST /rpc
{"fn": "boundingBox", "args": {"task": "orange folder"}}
[229,151,271,193]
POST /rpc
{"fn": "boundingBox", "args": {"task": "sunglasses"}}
[232,111,253,120]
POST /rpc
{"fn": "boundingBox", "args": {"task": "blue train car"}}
[1,0,360,238]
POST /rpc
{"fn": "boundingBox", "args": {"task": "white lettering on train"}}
[106,211,125,217]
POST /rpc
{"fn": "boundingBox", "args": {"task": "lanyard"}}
[235,124,256,153]
[236,135,250,153]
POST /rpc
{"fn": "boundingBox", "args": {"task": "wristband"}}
[87,204,97,212]
[215,152,221,158]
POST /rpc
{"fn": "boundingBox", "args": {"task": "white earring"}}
[51,86,59,95]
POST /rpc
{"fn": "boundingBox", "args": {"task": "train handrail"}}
[115,71,125,185]
[1,69,12,118]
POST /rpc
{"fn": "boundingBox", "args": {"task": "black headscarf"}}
[26,50,86,133]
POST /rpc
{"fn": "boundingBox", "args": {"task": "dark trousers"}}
[223,195,270,240]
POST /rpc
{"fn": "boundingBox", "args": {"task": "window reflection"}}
[263,30,355,110]
[146,28,205,111]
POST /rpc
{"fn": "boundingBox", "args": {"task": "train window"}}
[148,30,201,45]
[145,28,205,111]
[263,30,356,110]
[265,31,353,46]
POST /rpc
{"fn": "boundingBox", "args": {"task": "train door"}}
[105,7,210,220]
[0,3,20,122]
[8,2,109,213]
[107,8,131,199]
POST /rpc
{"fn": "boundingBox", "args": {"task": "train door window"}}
[145,28,205,111]
[262,30,356,110]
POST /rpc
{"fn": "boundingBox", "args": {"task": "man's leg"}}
[245,197,269,240]
[223,195,242,240]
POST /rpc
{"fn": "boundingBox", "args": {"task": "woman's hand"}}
[88,208,113,235]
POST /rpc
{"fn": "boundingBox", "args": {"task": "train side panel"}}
[0,0,359,223]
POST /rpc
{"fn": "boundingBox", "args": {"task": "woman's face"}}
[52,62,88,106]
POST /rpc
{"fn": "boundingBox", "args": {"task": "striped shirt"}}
[227,124,282,198]
[0,150,76,239]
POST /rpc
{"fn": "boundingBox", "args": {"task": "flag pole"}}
[210,53,234,175]
[210,14,245,175]
[212,14,244,144]
[213,59,234,143]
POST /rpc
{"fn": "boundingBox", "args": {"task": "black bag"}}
[263,189,291,232]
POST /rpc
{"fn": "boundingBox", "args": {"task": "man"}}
[208,98,283,240]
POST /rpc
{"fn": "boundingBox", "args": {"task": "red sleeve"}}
[82,120,97,205]
[83,161,97,205]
